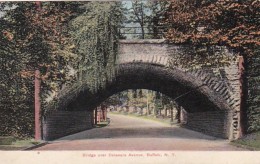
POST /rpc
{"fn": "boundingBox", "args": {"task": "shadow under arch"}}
[65,62,231,113]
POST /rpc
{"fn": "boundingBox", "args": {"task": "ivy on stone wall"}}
[70,2,122,92]
[44,2,123,113]
[163,0,260,133]
[247,48,260,133]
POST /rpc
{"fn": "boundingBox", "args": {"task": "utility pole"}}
[35,70,41,140]
[34,1,42,141]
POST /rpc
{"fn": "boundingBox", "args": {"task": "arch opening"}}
[65,63,231,113]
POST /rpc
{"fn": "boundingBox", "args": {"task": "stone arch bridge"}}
[42,39,245,141]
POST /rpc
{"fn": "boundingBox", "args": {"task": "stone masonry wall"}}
[183,110,232,138]
[42,110,93,140]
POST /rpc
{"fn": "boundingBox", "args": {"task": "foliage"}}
[104,89,174,115]
[163,0,259,53]
[232,131,260,150]
[163,0,260,132]
[1,0,258,138]
[0,1,123,137]
[48,2,124,112]
[69,2,123,92]
[247,47,260,132]
[121,0,169,39]
[0,2,85,138]
[145,0,170,39]
[162,0,259,69]
[103,91,129,107]
[128,0,146,39]
[127,89,153,108]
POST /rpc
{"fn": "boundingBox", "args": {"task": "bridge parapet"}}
[117,39,169,66]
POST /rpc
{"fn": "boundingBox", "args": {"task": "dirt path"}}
[34,113,245,151]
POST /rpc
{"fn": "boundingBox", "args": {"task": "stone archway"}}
[42,40,243,141]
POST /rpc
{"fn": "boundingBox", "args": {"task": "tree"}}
[163,0,259,54]
[0,1,124,138]
[162,0,260,133]
[130,0,145,39]
[146,0,169,39]
[0,2,88,138]
[122,0,169,39]
[69,1,123,91]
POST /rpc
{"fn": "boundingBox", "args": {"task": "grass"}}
[109,111,178,126]
[231,131,260,151]
[0,138,42,151]
[94,120,110,128]
[0,136,15,145]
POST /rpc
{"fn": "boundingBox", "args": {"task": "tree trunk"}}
[176,104,181,123]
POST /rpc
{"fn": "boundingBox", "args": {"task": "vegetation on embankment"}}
[94,121,110,128]
[0,137,41,150]
[247,52,260,133]
[0,1,123,138]
[231,131,260,150]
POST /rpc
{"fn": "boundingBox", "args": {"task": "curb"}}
[23,142,49,151]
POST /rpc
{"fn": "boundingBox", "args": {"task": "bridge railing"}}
[118,26,165,39]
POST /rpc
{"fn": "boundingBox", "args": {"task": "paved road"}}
[34,113,245,151]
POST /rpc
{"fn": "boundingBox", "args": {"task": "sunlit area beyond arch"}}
[100,89,183,125]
